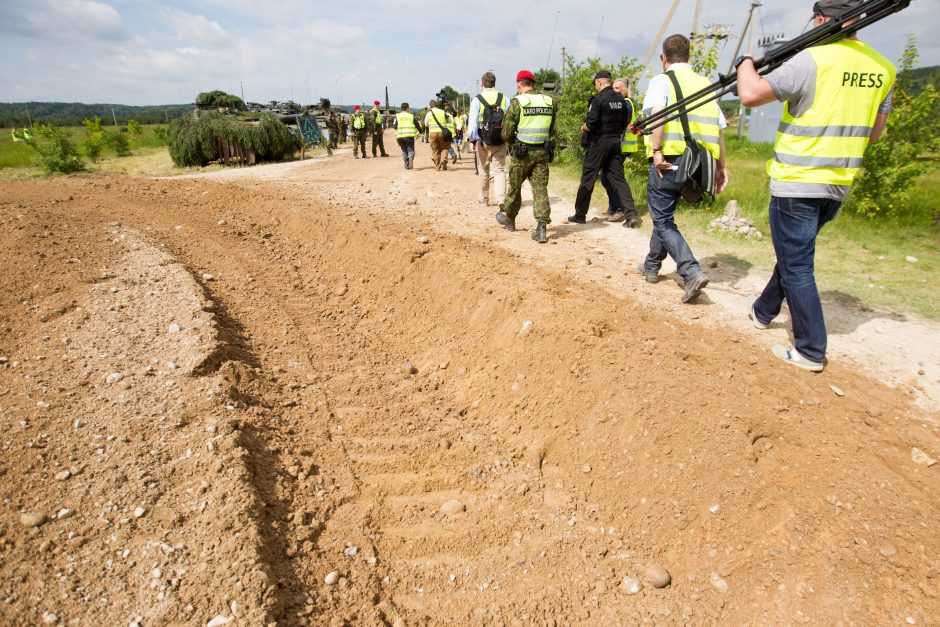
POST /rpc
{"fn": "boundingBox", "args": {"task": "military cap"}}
[593,70,612,80]
[516,69,535,82]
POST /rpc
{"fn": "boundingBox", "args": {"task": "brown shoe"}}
[607,211,625,222]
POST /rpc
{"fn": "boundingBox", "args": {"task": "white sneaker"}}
[749,301,770,329]
[772,345,825,372]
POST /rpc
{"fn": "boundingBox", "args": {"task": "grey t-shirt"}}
[764,48,893,201]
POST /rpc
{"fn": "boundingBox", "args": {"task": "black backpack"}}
[477,93,505,146]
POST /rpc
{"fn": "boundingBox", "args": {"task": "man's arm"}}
[650,106,667,175]
[582,96,600,133]
[736,59,777,107]
[716,134,729,193]
[468,96,481,140]
[501,99,520,144]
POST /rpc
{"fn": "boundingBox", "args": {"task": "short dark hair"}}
[401,102,409,110]
[518,77,535,88]
[663,34,691,63]
[481,71,496,88]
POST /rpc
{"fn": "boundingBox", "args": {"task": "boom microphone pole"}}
[633,0,911,136]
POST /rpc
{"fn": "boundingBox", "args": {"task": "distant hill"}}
[902,65,940,95]
[0,102,192,128]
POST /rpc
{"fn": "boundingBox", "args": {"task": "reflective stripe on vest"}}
[477,89,504,122]
[647,67,721,160]
[621,97,639,154]
[514,93,554,145]
[767,40,895,186]
[353,114,365,130]
[426,108,450,134]
[396,111,418,139]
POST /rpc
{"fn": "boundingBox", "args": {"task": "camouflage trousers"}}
[353,130,368,157]
[503,146,551,224]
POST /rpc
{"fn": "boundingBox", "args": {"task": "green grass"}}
[550,138,940,320]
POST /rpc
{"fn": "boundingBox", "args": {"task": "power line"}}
[546,10,560,68]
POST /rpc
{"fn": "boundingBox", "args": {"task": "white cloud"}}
[13,0,131,43]
[161,8,232,46]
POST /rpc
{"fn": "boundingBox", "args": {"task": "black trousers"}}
[601,152,638,219]
[574,136,632,218]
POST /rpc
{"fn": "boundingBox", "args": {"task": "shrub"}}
[847,36,940,218]
[195,90,246,111]
[168,111,299,167]
[153,125,168,142]
[104,130,131,156]
[30,124,85,174]
[127,119,142,135]
[82,116,106,161]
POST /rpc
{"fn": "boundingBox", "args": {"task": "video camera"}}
[435,90,448,106]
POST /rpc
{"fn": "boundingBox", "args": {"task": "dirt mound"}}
[0,174,938,625]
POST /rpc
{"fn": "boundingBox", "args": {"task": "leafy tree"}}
[534,68,561,91]
[436,85,471,109]
[554,52,644,163]
[104,129,131,156]
[848,36,940,218]
[153,125,168,142]
[689,38,721,79]
[29,124,85,174]
[82,116,106,161]
[127,119,142,135]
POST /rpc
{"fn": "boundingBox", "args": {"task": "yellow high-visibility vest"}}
[768,40,895,186]
[514,93,554,145]
[648,66,721,160]
[352,113,366,130]
[425,108,451,134]
[396,111,418,139]
[621,96,640,154]
[477,89,504,122]
[372,108,383,126]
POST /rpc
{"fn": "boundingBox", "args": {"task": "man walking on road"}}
[351,105,369,158]
[394,102,422,170]
[424,99,454,171]
[566,71,633,227]
[736,0,895,372]
[370,100,390,158]
[468,71,508,207]
[495,69,556,244]
[640,34,728,303]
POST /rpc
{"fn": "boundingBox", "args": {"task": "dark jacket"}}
[584,86,629,138]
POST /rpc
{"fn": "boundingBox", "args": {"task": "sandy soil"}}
[1,132,938,626]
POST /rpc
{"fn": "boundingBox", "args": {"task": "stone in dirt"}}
[106,372,124,384]
[133,506,147,518]
[911,447,937,467]
[54,470,71,481]
[206,616,231,627]
[645,564,671,588]
[401,362,418,375]
[620,575,643,595]
[168,323,181,334]
[42,611,59,625]
[417,236,429,244]
[830,385,845,397]
[440,499,466,516]
[406,198,418,205]
[21,512,48,527]
[324,571,340,585]
[202,273,214,281]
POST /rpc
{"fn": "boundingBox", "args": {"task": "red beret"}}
[516,69,535,82]
[354,105,360,110]
[373,100,380,106]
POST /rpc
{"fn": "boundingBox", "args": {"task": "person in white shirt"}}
[468,71,508,206]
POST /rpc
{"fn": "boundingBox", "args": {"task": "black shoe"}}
[636,263,659,284]
[531,222,548,243]
[354,154,359,159]
[565,214,587,224]
[681,272,710,303]
[382,154,389,157]
[625,216,641,228]
[495,211,516,231]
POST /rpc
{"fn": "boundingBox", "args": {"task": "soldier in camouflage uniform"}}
[351,106,369,158]
[495,69,556,243]
[327,112,340,149]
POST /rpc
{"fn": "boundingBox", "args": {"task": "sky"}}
[0,0,934,107]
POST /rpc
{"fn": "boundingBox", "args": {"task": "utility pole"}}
[560,46,566,86]
[641,0,683,69]
[240,81,244,103]
[691,0,703,40]
[594,15,604,58]
[111,108,118,126]
[737,3,759,138]
[25,107,33,128]
[727,1,761,75]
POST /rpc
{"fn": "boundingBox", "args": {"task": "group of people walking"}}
[342,0,895,374]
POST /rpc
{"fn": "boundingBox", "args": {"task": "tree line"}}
[0,102,192,128]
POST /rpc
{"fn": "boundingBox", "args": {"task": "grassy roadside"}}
[549,141,940,320]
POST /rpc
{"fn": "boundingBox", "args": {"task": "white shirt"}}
[643,63,727,128]
[467,87,505,141]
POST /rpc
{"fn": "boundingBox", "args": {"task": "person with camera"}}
[468,71,508,207]
[736,0,895,372]
[494,69,556,244]
[423,98,454,171]
[565,70,633,228]
[640,34,728,303]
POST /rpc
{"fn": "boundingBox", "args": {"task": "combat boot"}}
[495,211,515,231]
[531,222,548,243]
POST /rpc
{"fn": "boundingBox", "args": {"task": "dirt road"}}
[1,135,938,625]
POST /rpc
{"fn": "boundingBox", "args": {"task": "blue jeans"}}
[643,160,701,282]
[399,138,415,167]
[753,196,842,363]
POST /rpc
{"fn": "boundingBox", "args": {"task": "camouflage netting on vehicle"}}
[168,112,300,167]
